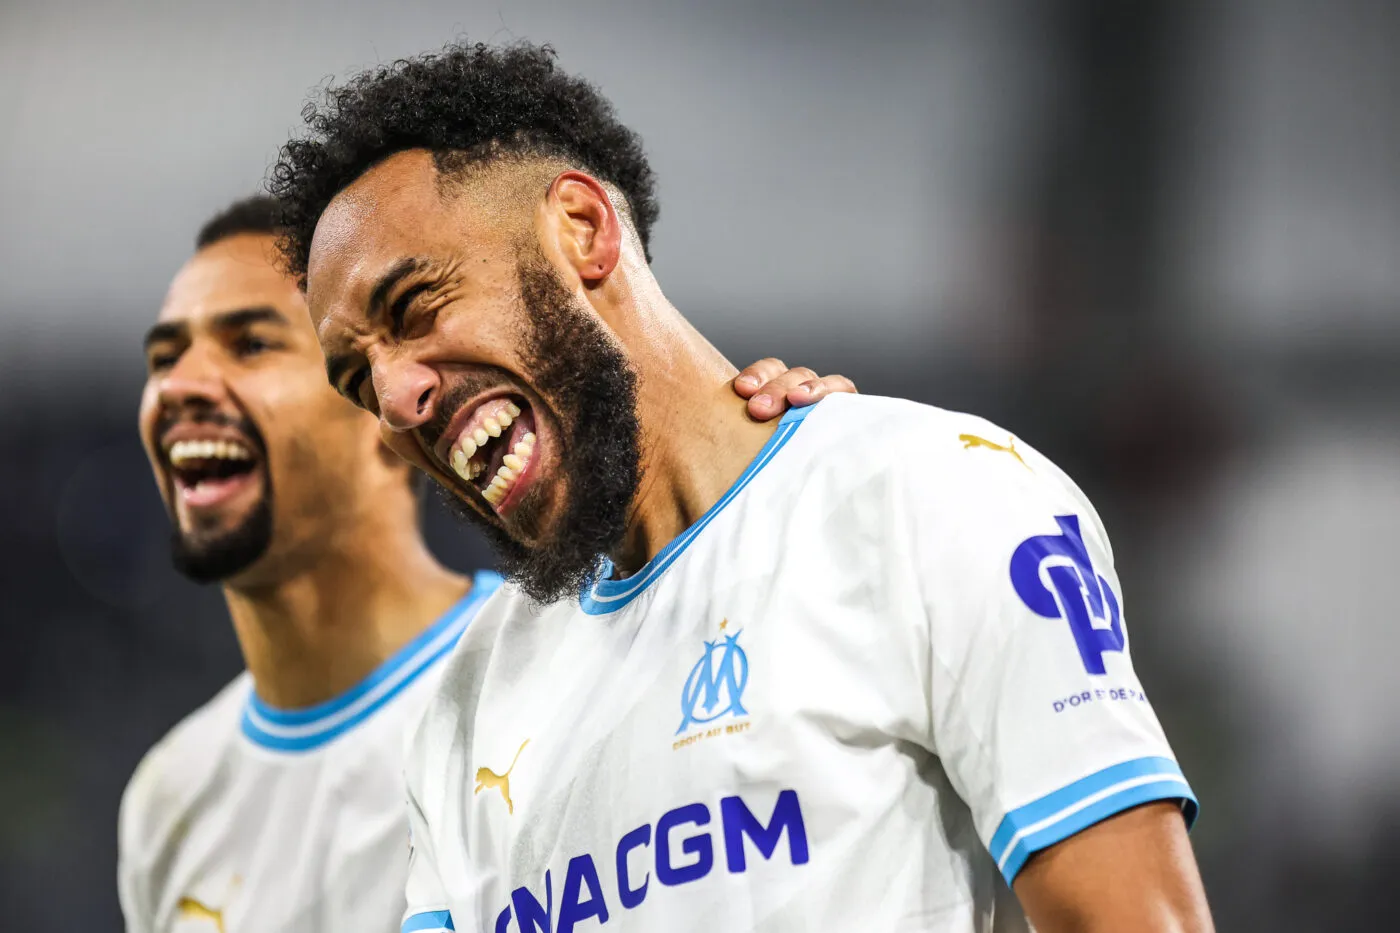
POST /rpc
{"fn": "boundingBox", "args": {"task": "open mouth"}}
[443,396,539,515]
[165,437,260,509]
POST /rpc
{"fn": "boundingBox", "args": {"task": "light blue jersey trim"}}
[989,756,1199,883]
[402,910,455,932]
[579,404,816,616]
[240,569,503,752]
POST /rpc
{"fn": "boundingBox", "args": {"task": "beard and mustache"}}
[432,249,643,604]
[160,411,274,585]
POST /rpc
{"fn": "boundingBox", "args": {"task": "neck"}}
[608,304,781,577]
[222,518,468,710]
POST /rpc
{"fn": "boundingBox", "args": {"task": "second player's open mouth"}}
[444,395,539,515]
[165,435,260,509]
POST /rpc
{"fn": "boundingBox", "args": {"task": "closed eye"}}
[233,334,277,357]
[343,369,370,410]
[389,284,431,335]
[147,349,180,372]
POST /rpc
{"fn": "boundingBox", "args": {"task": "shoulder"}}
[119,673,249,858]
[794,394,1087,491]
[784,394,1029,475]
[795,393,1039,469]
[790,394,1110,556]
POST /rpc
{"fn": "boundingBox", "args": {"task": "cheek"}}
[137,383,159,433]
[246,370,346,433]
[437,292,530,365]
[137,387,165,472]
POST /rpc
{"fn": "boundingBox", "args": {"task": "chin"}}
[169,498,275,585]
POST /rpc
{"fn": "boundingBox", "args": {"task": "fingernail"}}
[752,394,773,409]
[737,374,759,387]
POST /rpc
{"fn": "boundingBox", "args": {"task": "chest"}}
[151,747,408,933]
[453,547,938,906]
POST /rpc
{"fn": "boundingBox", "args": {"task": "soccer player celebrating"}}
[118,195,851,933]
[271,43,1214,933]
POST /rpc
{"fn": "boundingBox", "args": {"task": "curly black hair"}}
[268,41,659,284]
[196,195,282,250]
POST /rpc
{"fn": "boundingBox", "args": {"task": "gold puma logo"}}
[960,433,1030,470]
[176,897,226,933]
[475,739,530,814]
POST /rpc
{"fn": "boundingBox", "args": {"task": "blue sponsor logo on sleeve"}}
[1010,514,1125,675]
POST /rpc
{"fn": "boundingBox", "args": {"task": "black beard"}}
[438,252,642,604]
[161,409,274,584]
[170,490,274,584]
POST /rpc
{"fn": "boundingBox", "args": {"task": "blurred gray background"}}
[2,0,1397,928]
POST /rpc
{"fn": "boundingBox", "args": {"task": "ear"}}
[545,171,622,285]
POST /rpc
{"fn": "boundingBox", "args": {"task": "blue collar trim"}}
[241,569,503,752]
[579,404,816,616]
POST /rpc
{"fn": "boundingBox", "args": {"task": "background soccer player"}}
[118,194,854,933]
[271,43,1216,932]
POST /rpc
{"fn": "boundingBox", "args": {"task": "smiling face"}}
[306,150,643,602]
[140,232,393,584]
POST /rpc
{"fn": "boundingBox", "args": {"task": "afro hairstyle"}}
[268,41,660,284]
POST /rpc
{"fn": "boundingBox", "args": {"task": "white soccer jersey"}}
[118,570,503,933]
[402,395,1198,933]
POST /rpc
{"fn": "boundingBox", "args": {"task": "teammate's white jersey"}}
[117,570,503,933]
[403,395,1198,933]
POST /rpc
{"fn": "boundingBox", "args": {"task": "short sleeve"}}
[401,786,455,933]
[900,421,1198,884]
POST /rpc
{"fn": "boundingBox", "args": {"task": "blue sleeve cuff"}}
[988,755,1199,884]
[403,910,455,933]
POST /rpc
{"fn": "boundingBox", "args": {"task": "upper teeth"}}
[169,439,252,466]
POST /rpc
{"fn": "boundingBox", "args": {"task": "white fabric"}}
[118,575,500,933]
[404,395,1195,933]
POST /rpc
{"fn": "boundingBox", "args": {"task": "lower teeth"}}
[485,436,536,506]
[453,430,536,506]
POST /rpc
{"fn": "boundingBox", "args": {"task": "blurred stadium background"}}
[2,0,1397,928]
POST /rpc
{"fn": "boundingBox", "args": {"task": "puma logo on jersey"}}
[960,433,1030,470]
[475,739,530,814]
[176,896,226,933]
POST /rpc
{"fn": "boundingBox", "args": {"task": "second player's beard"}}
[170,491,274,584]
[163,412,276,584]
[438,249,643,604]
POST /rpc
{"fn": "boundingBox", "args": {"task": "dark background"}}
[3,0,1398,929]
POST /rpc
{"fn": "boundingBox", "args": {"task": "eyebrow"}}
[322,259,431,393]
[143,320,187,350]
[211,306,289,330]
[143,306,288,351]
[368,257,428,321]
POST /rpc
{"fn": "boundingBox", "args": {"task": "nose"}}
[374,355,439,434]
[158,342,226,410]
